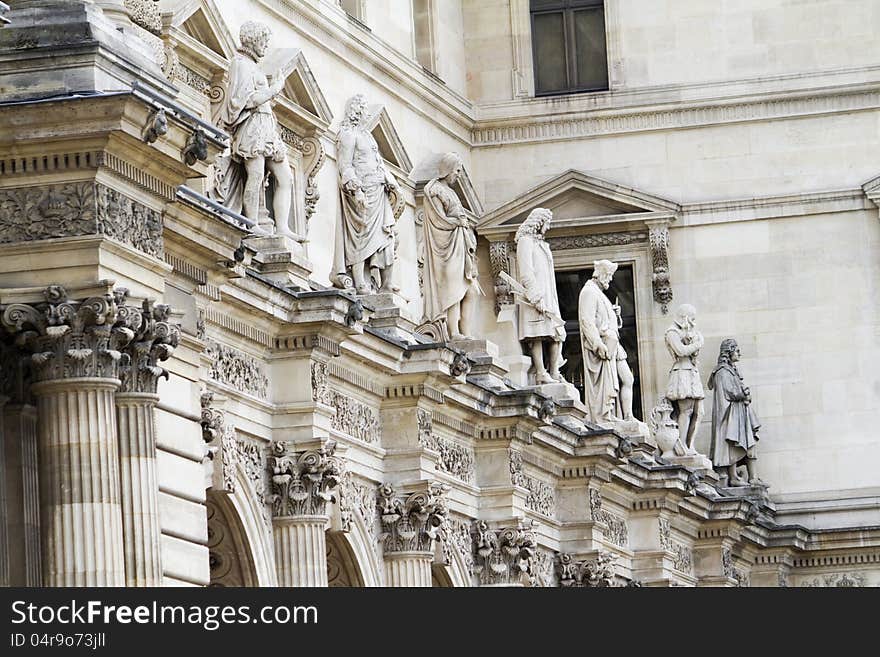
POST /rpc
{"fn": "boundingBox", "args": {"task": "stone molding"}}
[267,440,342,519]
[471,519,536,586]
[0,182,164,258]
[1,285,136,383]
[546,231,648,251]
[377,482,449,554]
[557,551,617,588]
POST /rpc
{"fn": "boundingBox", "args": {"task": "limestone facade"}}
[0,0,877,588]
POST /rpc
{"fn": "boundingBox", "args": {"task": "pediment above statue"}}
[364,104,413,177]
[171,1,237,61]
[269,49,333,135]
[477,170,679,241]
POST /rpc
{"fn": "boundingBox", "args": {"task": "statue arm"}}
[717,369,747,402]
[337,130,359,190]
[578,292,606,356]
[515,239,544,309]
[666,329,700,357]
[245,77,283,108]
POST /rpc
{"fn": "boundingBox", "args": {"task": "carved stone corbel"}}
[646,219,673,313]
[200,392,236,494]
[488,240,514,313]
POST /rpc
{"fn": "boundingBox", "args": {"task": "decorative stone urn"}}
[650,397,686,460]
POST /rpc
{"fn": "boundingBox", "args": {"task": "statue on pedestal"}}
[333,94,399,294]
[421,152,483,339]
[214,21,294,238]
[664,304,704,453]
[512,208,566,385]
[578,260,637,425]
[708,339,762,486]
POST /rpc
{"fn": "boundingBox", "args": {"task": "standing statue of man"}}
[513,208,566,385]
[334,94,399,294]
[708,339,762,486]
[421,152,483,339]
[214,21,294,238]
[578,260,636,425]
[664,304,704,453]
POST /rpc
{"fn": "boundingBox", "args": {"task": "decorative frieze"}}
[557,551,617,588]
[673,544,694,575]
[235,437,268,511]
[0,183,163,258]
[488,241,513,312]
[119,300,180,394]
[647,221,673,313]
[589,489,629,547]
[442,516,475,578]
[310,361,334,406]
[472,519,536,586]
[200,392,236,494]
[378,482,449,554]
[267,441,342,518]
[732,568,750,587]
[800,572,866,587]
[547,231,648,251]
[531,549,556,587]
[205,340,269,400]
[331,394,381,443]
[722,547,734,579]
[659,518,672,550]
[435,437,475,484]
[1,285,134,382]
[340,477,378,541]
[179,65,213,96]
[125,0,162,35]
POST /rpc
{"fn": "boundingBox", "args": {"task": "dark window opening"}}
[530,0,609,96]
[555,264,643,421]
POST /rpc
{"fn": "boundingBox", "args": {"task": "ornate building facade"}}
[0,0,878,587]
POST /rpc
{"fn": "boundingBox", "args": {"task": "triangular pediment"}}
[270,49,332,133]
[411,152,484,216]
[477,170,679,239]
[365,105,413,175]
[864,173,880,207]
[170,1,236,61]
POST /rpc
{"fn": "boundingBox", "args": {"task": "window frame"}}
[529,0,610,97]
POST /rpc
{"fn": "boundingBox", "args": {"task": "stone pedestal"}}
[448,338,500,358]
[247,234,313,291]
[361,292,417,343]
[116,392,163,587]
[534,381,581,403]
[273,516,330,587]
[3,404,41,586]
[34,378,126,586]
[384,551,434,587]
[502,355,533,387]
[664,453,713,471]
[719,483,771,502]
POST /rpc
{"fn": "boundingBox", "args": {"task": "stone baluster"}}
[268,441,342,587]
[378,482,449,587]
[1,285,133,586]
[116,300,179,586]
[471,519,537,587]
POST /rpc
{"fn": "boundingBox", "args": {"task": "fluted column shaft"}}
[273,516,329,587]
[116,392,162,586]
[33,378,125,586]
[3,404,41,586]
[384,551,434,587]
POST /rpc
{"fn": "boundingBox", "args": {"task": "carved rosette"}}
[556,551,618,587]
[378,482,449,554]
[488,241,514,313]
[268,441,342,519]
[647,221,673,313]
[0,285,135,383]
[119,300,180,394]
[472,519,537,586]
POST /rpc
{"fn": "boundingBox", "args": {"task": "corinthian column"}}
[378,482,449,587]
[1,285,133,586]
[268,441,342,587]
[472,519,537,587]
[116,300,179,586]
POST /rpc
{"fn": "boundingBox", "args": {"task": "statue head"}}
[437,152,464,185]
[515,208,552,243]
[675,303,697,328]
[239,21,272,60]
[592,260,618,290]
[717,338,740,365]
[342,94,368,128]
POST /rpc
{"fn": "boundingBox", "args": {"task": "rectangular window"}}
[530,0,609,96]
[554,264,643,421]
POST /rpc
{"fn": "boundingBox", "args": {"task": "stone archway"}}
[432,564,454,587]
[326,531,365,587]
[207,491,259,587]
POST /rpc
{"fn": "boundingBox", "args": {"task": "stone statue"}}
[334,94,399,294]
[708,338,762,486]
[512,208,566,385]
[578,260,636,425]
[421,152,483,339]
[214,21,294,238]
[664,304,704,453]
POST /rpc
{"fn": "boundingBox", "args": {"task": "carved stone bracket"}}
[488,241,514,313]
[119,299,180,394]
[268,441,342,519]
[378,482,449,554]
[647,220,673,313]
[556,551,617,587]
[472,519,537,586]
[1,285,135,382]
[201,392,236,494]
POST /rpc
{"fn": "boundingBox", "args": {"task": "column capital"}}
[118,299,180,394]
[472,519,537,586]
[556,551,618,588]
[378,481,449,555]
[268,440,342,519]
[1,284,133,383]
